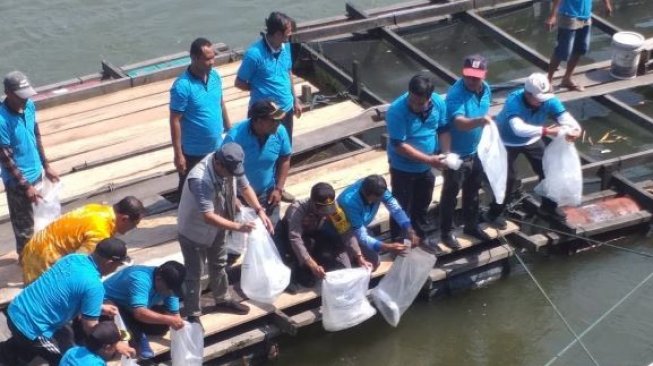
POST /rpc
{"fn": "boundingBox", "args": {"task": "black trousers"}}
[6,183,36,257]
[439,155,484,235]
[0,314,62,366]
[389,168,435,240]
[488,140,556,215]
[177,153,206,196]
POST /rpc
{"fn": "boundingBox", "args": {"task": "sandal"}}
[560,80,585,92]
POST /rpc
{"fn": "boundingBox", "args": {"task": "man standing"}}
[385,74,448,243]
[439,55,493,250]
[0,71,59,259]
[486,73,581,224]
[235,11,302,144]
[170,37,232,195]
[0,238,134,365]
[275,182,373,288]
[21,196,145,284]
[546,0,613,91]
[224,100,291,224]
[338,175,419,265]
[178,142,273,320]
[59,322,131,366]
[103,261,186,359]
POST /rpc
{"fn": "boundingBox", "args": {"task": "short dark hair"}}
[361,175,387,197]
[408,74,434,98]
[190,37,212,57]
[266,12,293,35]
[113,196,145,222]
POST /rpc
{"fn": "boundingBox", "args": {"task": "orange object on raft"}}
[563,197,642,226]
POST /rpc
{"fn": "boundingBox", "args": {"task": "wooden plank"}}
[430,244,514,282]
[36,62,243,123]
[432,221,519,255]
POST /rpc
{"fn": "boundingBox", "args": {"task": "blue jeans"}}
[554,25,591,61]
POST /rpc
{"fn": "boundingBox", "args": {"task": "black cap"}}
[310,182,336,216]
[86,321,126,352]
[3,71,37,99]
[157,261,186,298]
[94,237,131,264]
[462,54,488,79]
[214,142,245,176]
[248,99,286,121]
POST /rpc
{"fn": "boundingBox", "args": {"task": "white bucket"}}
[610,31,645,80]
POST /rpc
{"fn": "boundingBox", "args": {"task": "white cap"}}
[524,73,554,102]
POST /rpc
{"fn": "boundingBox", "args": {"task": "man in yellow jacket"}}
[21,196,145,284]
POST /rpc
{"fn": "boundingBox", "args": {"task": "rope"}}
[543,269,653,366]
[496,233,601,366]
[509,217,653,259]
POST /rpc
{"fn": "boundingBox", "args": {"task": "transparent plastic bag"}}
[478,122,508,204]
[171,321,203,366]
[32,178,62,232]
[113,312,139,366]
[321,267,376,332]
[371,247,436,327]
[534,129,583,206]
[225,207,257,255]
[240,219,291,304]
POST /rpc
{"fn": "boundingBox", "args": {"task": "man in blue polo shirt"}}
[103,260,185,359]
[224,100,291,224]
[439,55,494,250]
[235,11,302,146]
[1,71,59,259]
[386,74,448,243]
[337,175,418,265]
[487,73,581,223]
[546,0,613,91]
[0,238,134,365]
[170,37,232,195]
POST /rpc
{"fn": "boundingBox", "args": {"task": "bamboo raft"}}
[1,0,653,364]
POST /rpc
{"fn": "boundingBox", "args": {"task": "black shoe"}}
[483,211,507,230]
[214,299,250,315]
[441,233,462,251]
[463,225,493,242]
[421,237,450,256]
[540,198,567,221]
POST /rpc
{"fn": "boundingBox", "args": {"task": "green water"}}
[611,86,653,118]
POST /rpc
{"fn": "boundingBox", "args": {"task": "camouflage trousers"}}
[6,185,34,257]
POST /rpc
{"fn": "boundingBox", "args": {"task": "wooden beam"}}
[462,10,550,70]
[346,3,458,84]
[300,43,387,105]
[591,13,622,36]
[593,94,653,132]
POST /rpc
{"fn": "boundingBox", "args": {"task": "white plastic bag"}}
[240,219,291,304]
[113,312,139,366]
[32,178,62,232]
[371,247,436,327]
[321,267,376,332]
[478,122,508,204]
[534,129,583,206]
[225,207,257,255]
[171,321,203,366]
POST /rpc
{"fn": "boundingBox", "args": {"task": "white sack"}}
[534,129,583,206]
[321,267,376,332]
[171,321,203,366]
[240,219,291,304]
[477,122,508,204]
[32,178,62,232]
[371,247,436,327]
